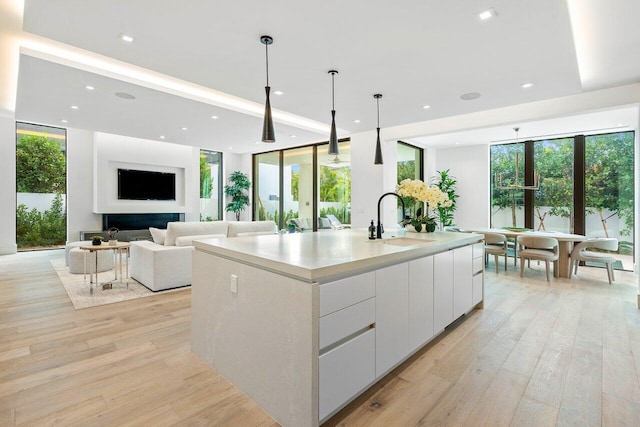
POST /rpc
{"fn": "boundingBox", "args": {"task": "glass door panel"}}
[533,138,574,233]
[490,143,525,229]
[317,141,351,227]
[284,146,313,231]
[585,131,635,270]
[254,151,281,226]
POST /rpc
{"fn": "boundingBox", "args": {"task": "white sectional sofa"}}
[130,221,277,291]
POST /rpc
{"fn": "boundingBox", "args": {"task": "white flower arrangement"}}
[397,179,450,210]
[397,179,450,231]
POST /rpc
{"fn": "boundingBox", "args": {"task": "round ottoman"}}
[68,247,114,274]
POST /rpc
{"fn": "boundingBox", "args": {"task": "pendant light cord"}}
[265,43,270,86]
[331,73,335,110]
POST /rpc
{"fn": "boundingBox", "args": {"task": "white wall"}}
[93,132,200,219]
[435,144,489,228]
[67,128,101,241]
[0,115,16,254]
[351,131,389,229]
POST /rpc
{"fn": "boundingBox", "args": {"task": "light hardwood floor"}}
[1,250,639,426]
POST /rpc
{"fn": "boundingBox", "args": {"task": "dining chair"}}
[517,235,559,281]
[569,238,618,284]
[484,232,508,273]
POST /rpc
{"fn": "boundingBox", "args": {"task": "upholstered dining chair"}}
[484,233,508,274]
[517,235,559,281]
[569,238,618,284]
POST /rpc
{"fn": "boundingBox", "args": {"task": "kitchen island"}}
[191,229,484,427]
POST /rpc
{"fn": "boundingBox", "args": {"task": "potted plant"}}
[432,169,458,229]
[397,179,449,232]
[91,235,103,246]
[224,171,251,221]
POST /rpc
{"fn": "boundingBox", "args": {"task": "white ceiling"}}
[7,0,640,153]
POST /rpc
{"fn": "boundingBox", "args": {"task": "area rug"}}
[50,258,188,309]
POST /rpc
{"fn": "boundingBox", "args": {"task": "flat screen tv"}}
[118,169,176,201]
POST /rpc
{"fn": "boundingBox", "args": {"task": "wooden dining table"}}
[461,228,587,278]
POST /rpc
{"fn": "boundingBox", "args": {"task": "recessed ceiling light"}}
[521,82,534,89]
[273,90,284,96]
[85,85,94,91]
[181,127,188,131]
[422,105,431,109]
[71,105,78,109]
[455,142,461,145]
[354,119,361,123]
[290,134,296,138]
[211,115,218,119]
[119,33,134,43]
[160,135,165,139]
[460,92,481,101]
[61,119,68,123]
[228,147,233,150]
[478,8,497,21]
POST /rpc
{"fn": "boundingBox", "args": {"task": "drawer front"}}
[472,257,483,275]
[319,272,375,317]
[472,273,483,305]
[319,328,375,421]
[473,242,484,259]
[320,297,375,350]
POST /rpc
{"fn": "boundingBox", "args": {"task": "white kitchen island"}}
[191,229,484,427]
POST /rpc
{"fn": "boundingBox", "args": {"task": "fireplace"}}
[102,213,183,230]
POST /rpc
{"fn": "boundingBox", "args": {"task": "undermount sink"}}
[380,237,435,247]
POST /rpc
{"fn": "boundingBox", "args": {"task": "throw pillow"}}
[149,227,166,245]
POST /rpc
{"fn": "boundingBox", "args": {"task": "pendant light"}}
[328,70,339,155]
[374,94,383,164]
[260,35,275,142]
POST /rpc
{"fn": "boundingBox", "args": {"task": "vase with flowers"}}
[397,179,450,232]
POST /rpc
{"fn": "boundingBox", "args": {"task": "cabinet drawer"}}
[320,297,375,350]
[319,328,375,421]
[473,273,483,305]
[473,257,483,275]
[473,242,484,259]
[319,272,375,317]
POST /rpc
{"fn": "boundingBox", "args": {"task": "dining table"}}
[461,228,587,278]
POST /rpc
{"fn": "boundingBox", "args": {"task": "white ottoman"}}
[65,241,91,266]
[68,247,114,274]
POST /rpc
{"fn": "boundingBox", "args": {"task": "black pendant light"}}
[374,94,383,164]
[261,35,275,142]
[328,70,339,155]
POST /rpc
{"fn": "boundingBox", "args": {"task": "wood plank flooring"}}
[1,250,639,426]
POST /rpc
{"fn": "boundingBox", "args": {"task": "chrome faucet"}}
[376,192,406,239]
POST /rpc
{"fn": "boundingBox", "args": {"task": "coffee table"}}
[80,242,131,294]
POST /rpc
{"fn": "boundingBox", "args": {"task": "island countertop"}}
[193,229,482,283]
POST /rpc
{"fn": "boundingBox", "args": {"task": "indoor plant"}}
[432,169,458,229]
[224,171,251,221]
[90,235,103,246]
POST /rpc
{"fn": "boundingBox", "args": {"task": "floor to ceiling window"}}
[490,130,635,270]
[254,139,351,230]
[318,141,351,227]
[254,151,281,223]
[397,141,423,183]
[490,142,525,228]
[199,149,223,221]
[533,137,574,233]
[16,122,67,250]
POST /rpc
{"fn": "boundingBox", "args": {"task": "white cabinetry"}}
[408,256,434,352]
[319,272,376,421]
[375,263,409,377]
[472,242,484,305]
[453,245,473,319]
[433,250,454,332]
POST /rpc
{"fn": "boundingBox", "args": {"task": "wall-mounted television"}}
[118,169,176,201]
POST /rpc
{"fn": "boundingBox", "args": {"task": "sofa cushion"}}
[164,221,229,246]
[227,221,277,237]
[175,234,227,247]
[149,227,166,244]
